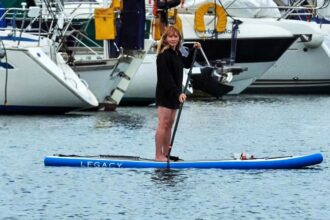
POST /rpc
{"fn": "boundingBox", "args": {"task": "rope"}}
[0,39,9,106]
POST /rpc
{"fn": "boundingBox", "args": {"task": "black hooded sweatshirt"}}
[156,47,194,109]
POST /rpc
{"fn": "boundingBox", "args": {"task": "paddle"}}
[167,47,199,168]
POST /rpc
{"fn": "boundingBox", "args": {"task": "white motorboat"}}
[179,13,325,95]
[0,31,98,114]
[122,0,325,104]
[245,36,330,94]
[244,0,330,93]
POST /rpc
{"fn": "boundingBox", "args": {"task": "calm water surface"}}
[1,95,329,220]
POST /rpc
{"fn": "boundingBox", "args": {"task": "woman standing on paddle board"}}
[155,26,200,161]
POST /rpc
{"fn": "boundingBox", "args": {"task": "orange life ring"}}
[194,2,227,33]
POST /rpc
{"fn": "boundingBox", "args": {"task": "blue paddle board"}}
[44,153,323,169]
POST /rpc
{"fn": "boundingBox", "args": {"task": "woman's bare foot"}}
[155,156,168,162]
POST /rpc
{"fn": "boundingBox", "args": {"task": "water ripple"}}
[1,95,329,219]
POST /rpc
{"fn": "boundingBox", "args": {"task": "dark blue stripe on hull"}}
[244,80,330,94]
[120,98,155,106]
[185,37,297,63]
[0,62,14,69]
[118,0,145,50]
[0,36,38,42]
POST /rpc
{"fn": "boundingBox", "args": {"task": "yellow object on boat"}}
[168,9,183,35]
[152,9,183,41]
[194,2,227,33]
[111,0,122,11]
[94,7,116,40]
[152,16,162,40]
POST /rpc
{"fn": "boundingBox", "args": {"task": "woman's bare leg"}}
[155,107,176,161]
[162,110,176,157]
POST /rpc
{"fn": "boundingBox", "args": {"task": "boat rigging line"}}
[0,39,9,106]
[216,0,237,22]
[17,7,28,47]
[214,0,242,65]
[42,0,65,46]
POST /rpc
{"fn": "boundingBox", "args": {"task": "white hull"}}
[73,58,119,104]
[228,61,275,94]
[246,27,330,94]
[124,16,317,102]
[68,38,149,109]
[123,58,275,102]
[122,54,156,105]
[123,53,193,105]
[0,34,98,113]
[72,55,144,107]
[123,4,327,103]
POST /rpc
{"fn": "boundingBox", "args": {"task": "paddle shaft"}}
[167,48,198,167]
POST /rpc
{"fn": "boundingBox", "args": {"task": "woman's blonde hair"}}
[156,25,182,55]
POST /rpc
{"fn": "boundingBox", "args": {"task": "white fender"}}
[304,34,324,48]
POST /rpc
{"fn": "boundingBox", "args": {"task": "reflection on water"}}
[189,94,329,108]
[222,95,282,104]
[1,95,330,219]
[94,111,145,130]
[192,94,279,101]
[151,169,187,187]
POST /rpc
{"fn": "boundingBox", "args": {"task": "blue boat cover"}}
[117,0,145,50]
[0,1,7,28]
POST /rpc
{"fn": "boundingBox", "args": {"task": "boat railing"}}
[145,0,330,21]
[60,29,102,57]
[275,0,330,20]
[0,6,57,47]
[183,42,211,66]
[63,0,100,5]
[0,4,115,60]
[53,0,128,59]
[1,8,34,46]
[56,9,123,60]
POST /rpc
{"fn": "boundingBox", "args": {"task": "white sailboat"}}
[245,0,330,93]
[57,0,148,109]
[4,0,148,110]
[0,31,98,113]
